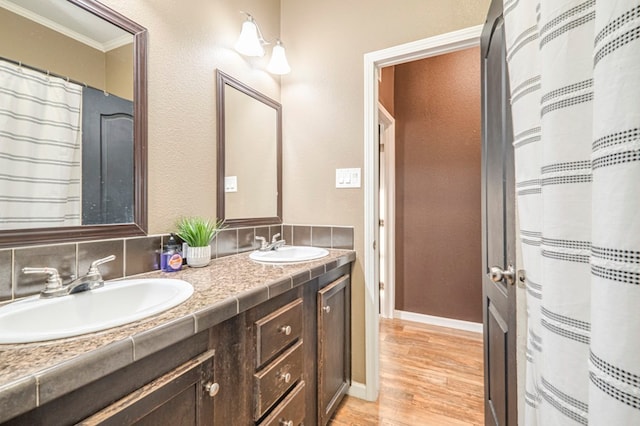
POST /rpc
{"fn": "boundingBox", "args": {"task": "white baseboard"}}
[347,381,368,400]
[394,310,483,334]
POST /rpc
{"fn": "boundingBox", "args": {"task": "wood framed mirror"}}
[0,0,147,248]
[216,70,282,226]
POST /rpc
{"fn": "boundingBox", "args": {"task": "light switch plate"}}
[336,168,361,188]
[225,176,237,192]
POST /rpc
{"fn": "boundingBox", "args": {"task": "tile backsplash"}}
[0,224,354,302]
[78,240,125,282]
[0,250,12,300]
[14,244,76,298]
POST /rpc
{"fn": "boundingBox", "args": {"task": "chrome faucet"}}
[268,233,286,250]
[255,233,286,251]
[22,255,116,298]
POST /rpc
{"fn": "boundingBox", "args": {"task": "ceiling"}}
[1,0,132,51]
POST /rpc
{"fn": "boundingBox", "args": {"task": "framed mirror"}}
[0,0,147,248]
[216,70,282,226]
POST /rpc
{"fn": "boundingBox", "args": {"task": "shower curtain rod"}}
[0,55,114,96]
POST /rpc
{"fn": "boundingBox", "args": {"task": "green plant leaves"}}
[175,217,224,247]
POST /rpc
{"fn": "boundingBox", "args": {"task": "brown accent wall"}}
[394,47,482,323]
[378,66,395,116]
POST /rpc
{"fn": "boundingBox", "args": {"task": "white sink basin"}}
[0,278,193,344]
[249,246,329,263]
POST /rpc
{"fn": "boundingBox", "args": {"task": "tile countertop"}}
[0,249,355,423]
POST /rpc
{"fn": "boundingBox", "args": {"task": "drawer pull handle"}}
[322,305,331,313]
[204,381,220,398]
[279,420,293,426]
[279,325,292,335]
[278,371,292,383]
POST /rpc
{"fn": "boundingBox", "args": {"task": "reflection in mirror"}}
[216,70,282,226]
[225,85,277,218]
[0,0,147,247]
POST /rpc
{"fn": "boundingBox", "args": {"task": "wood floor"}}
[330,318,484,426]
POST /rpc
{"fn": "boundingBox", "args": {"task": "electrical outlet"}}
[225,176,237,192]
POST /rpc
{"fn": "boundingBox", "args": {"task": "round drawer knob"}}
[279,372,292,383]
[204,381,219,398]
[279,325,292,335]
[322,305,331,313]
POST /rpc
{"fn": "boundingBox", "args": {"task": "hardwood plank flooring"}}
[330,318,484,425]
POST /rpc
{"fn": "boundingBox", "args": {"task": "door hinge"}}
[373,240,377,250]
[379,219,385,227]
[379,281,385,290]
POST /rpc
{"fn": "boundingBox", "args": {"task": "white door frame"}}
[362,24,483,401]
[378,103,395,319]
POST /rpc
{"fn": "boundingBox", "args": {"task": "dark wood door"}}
[317,275,351,426]
[82,87,134,225]
[481,0,517,425]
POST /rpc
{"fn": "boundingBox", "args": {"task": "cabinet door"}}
[79,350,217,426]
[317,275,351,426]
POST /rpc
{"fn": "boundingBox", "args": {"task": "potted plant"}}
[176,216,224,267]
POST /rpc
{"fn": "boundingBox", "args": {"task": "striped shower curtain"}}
[503,0,640,424]
[0,60,82,229]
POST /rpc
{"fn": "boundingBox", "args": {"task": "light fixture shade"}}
[235,18,264,57]
[267,40,291,75]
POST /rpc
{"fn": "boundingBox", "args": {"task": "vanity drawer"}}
[258,380,306,426]
[255,298,303,367]
[254,340,303,420]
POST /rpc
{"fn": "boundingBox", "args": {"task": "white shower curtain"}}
[0,60,82,229]
[503,0,640,424]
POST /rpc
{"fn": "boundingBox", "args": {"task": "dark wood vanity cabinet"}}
[252,299,305,422]
[317,275,351,426]
[80,350,216,425]
[235,265,352,426]
[5,332,213,426]
[3,264,352,426]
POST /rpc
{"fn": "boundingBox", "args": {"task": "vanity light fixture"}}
[267,39,291,75]
[235,13,265,57]
[235,12,291,75]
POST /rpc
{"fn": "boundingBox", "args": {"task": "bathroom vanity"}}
[0,0,354,423]
[0,250,354,425]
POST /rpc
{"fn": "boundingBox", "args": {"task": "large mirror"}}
[216,70,282,226]
[0,0,147,248]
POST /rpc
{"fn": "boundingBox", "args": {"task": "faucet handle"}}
[88,255,116,274]
[22,267,63,291]
[255,236,268,250]
[271,233,281,243]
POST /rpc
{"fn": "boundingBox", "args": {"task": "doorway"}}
[362,25,483,401]
[378,102,395,319]
[379,48,483,330]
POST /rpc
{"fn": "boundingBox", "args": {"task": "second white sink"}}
[249,246,329,263]
[0,278,193,344]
